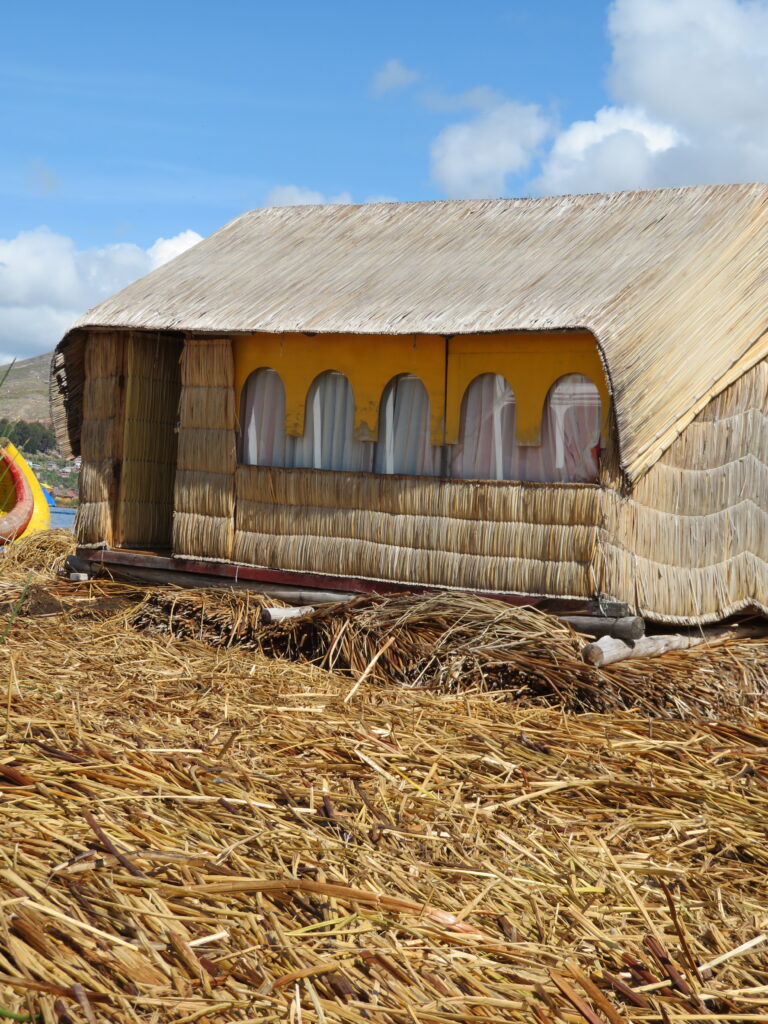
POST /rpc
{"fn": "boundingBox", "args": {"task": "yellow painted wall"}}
[234,333,446,443]
[233,330,610,448]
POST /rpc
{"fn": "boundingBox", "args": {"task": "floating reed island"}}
[1,533,768,1023]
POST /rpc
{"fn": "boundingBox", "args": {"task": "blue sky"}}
[2,0,768,361]
[2,0,610,247]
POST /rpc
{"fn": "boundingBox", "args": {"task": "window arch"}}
[288,370,373,472]
[375,374,439,476]
[450,373,518,481]
[240,367,286,467]
[521,373,601,482]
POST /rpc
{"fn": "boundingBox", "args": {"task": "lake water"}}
[50,507,77,531]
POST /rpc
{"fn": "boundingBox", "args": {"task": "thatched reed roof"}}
[57,184,768,479]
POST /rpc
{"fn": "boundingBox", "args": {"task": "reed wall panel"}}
[178,386,235,432]
[172,339,236,560]
[180,339,235,388]
[233,529,592,597]
[232,466,598,597]
[176,429,237,474]
[174,511,235,562]
[236,466,600,525]
[75,501,112,546]
[599,359,768,622]
[118,333,182,548]
[176,469,237,519]
[77,332,125,546]
[235,499,596,564]
[79,459,114,505]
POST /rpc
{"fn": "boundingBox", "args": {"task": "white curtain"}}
[519,373,601,482]
[241,368,286,466]
[450,373,518,480]
[242,366,600,482]
[374,375,439,476]
[287,371,373,472]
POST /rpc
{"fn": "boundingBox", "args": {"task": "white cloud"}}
[372,58,420,96]
[263,185,354,207]
[534,106,681,194]
[536,0,768,194]
[147,229,202,269]
[0,226,202,363]
[431,100,552,198]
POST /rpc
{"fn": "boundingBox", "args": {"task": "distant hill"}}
[0,352,53,423]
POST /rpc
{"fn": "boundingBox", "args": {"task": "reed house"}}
[51,184,768,624]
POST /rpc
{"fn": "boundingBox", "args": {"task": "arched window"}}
[240,368,286,467]
[521,373,601,482]
[450,373,518,480]
[375,374,438,476]
[288,371,373,472]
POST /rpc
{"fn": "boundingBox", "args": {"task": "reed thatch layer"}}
[78,458,113,505]
[176,429,237,474]
[73,500,111,546]
[236,465,601,523]
[600,543,767,623]
[49,330,86,458]
[600,359,768,623]
[77,332,124,546]
[234,529,594,596]
[57,184,768,480]
[118,333,182,548]
[1,536,768,1022]
[235,500,597,562]
[174,510,235,561]
[234,468,599,597]
[172,339,236,560]
[175,469,239,519]
[632,456,768,516]
[178,384,235,431]
[604,496,767,570]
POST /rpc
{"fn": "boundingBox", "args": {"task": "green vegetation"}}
[0,417,57,453]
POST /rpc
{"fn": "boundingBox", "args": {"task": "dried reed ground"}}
[0,532,767,1024]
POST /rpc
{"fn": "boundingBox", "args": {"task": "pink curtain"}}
[375,375,440,476]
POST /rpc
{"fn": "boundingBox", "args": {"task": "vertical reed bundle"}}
[118,333,182,548]
[76,332,125,546]
[173,337,237,560]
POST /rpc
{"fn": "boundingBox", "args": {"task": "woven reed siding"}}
[57,184,768,482]
[172,339,236,561]
[235,466,602,524]
[234,467,599,597]
[119,333,182,548]
[76,332,124,545]
[176,429,237,474]
[600,359,768,623]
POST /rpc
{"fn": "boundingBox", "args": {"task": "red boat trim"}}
[0,448,34,545]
